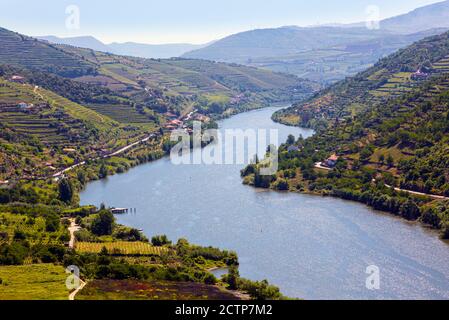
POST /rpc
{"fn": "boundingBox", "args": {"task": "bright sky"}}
[0,0,444,44]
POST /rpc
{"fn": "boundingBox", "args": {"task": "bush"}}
[441,221,449,240]
[45,213,60,232]
[203,273,217,285]
[151,235,171,246]
[91,210,115,236]
[399,200,421,220]
[273,178,289,191]
[0,243,29,265]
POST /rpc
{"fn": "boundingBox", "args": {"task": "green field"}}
[0,264,68,300]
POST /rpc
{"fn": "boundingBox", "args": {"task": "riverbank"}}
[80,106,449,299]
[264,113,449,240]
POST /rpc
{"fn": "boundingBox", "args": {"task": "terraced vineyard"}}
[0,213,68,245]
[76,241,168,256]
[38,88,118,130]
[275,31,449,128]
[0,27,96,77]
[87,103,153,125]
[59,43,318,114]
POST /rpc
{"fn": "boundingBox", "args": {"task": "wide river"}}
[80,106,449,300]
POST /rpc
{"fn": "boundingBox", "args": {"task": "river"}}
[80,106,449,300]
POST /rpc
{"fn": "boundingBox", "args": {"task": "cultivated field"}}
[76,241,168,256]
[0,213,68,246]
[76,279,241,300]
[0,264,68,300]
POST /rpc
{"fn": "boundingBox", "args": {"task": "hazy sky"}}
[0,0,444,44]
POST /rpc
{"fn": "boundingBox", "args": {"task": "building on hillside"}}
[164,112,177,119]
[17,102,28,109]
[411,69,429,81]
[169,119,183,126]
[193,114,210,123]
[10,75,25,83]
[324,154,339,168]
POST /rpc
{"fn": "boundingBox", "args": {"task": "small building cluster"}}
[0,102,46,114]
[411,69,429,81]
[9,75,26,83]
[324,154,339,168]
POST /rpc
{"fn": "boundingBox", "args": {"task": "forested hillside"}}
[244,31,449,239]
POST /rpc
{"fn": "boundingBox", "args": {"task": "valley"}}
[1,0,449,302]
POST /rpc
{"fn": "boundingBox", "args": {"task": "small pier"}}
[111,208,129,214]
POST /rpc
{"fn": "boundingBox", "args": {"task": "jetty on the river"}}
[111,208,129,214]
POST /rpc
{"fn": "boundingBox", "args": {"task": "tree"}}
[286,134,295,145]
[58,179,73,203]
[399,200,420,220]
[77,171,86,185]
[99,164,108,179]
[386,154,394,168]
[151,235,171,246]
[203,273,218,285]
[225,266,240,290]
[91,210,115,236]
[45,213,60,232]
[378,154,385,165]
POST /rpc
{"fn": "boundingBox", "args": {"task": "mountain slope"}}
[38,35,208,59]
[381,0,449,33]
[182,1,449,84]
[107,42,207,59]
[183,27,393,62]
[274,30,449,128]
[243,30,449,236]
[0,27,96,77]
[0,27,318,120]
[182,26,447,84]
[37,35,112,53]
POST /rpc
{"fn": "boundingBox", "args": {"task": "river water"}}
[80,106,449,300]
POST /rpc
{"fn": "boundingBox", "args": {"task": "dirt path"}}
[384,184,449,200]
[68,219,81,249]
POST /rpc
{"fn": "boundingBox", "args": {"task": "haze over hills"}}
[380,0,449,33]
[37,35,208,59]
[183,1,449,84]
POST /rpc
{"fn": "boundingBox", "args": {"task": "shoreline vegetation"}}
[242,32,449,241]
[0,102,292,300]
[0,26,315,301]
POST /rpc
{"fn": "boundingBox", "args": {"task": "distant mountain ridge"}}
[380,0,449,33]
[182,1,449,84]
[37,35,207,59]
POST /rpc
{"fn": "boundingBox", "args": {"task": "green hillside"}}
[0,27,318,120]
[58,45,319,116]
[274,31,449,129]
[245,30,449,238]
[0,27,96,77]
